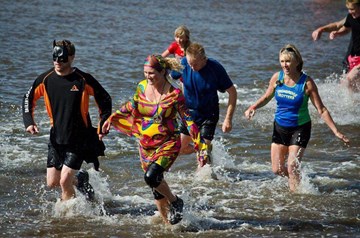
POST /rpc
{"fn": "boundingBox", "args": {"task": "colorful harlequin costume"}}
[109,79,207,171]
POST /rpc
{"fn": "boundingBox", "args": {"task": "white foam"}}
[239,72,360,126]
[211,138,236,169]
[295,166,320,195]
[53,196,104,217]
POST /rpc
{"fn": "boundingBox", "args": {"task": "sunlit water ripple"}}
[0,0,359,237]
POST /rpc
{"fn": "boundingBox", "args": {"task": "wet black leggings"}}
[144,163,165,200]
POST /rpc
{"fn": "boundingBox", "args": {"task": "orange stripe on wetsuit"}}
[23,67,112,145]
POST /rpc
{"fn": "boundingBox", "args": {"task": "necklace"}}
[150,80,166,124]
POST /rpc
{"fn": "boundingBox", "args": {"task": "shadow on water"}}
[99,198,356,235]
[315,182,360,194]
[102,199,157,217]
[309,171,360,193]
[100,200,328,232]
[180,216,328,233]
[213,166,277,184]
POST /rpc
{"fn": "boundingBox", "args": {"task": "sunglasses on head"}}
[52,40,69,63]
[282,47,295,53]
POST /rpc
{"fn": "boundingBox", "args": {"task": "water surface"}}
[0,0,359,237]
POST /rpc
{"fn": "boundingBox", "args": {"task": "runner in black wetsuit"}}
[22,40,112,201]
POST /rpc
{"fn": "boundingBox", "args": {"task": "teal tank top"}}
[274,71,311,127]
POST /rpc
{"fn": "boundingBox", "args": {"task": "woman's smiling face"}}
[279,53,298,75]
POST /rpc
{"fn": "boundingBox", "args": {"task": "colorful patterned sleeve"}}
[109,85,141,138]
[175,89,208,154]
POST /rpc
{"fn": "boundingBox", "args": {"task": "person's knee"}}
[287,164,300,176]
[46,171,60,188]
[59,175,74,189]
[346,73,354,83]
[272,167,283,175]
[180,135,190,146]
[347,67,360,81]
[47,180,59,188]
[144,164,164,188]
[144,171,162,188]
[180,144,195,154]
[272,165,287,176]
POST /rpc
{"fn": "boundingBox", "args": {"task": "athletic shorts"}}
[348,55,360,71]
[47,142,84,170]
[179,118,218,141]
[272,121,311,148]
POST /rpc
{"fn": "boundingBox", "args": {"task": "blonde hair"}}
[279,44,303,72]
[144,55,183,72]
[163,57,183,72]
[185,42,206,59]
[174,25,190,39]
[346,0,360,4]
[155,56,183,82]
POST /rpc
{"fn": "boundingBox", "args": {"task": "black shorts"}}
[47,142,83,170]
[272,121,311,148]
[179,118,218,141]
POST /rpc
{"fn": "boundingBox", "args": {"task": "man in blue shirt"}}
[179,42,237,167]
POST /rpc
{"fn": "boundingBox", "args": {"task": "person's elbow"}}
[318,106,328,116]
[227,85,237,100]
[161,50,169,57]
[170,70,182,79]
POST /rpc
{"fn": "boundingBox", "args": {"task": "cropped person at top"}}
[22,40,112,202]
[102,55,209,225]
[312,17,350,71]
[178,42,237,168]
[317,0,360,91]
[244,44,349,192]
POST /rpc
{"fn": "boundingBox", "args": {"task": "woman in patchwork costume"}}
[102,55,208,225]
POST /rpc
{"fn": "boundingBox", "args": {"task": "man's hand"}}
[197,149,209,167]
[26,125,39,134]
[102,120,111,134]
[222,118,232,133]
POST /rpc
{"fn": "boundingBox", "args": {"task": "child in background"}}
[162,25,191,60]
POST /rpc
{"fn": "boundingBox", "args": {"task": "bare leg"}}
[180,133,213,169]
[287,146,305,192]
[180,133,195,154]
[59,165,77,201]
[271,143,289,177]
[346,67,360,92]
[153,180,177,223]
[154,180,176,203]
[47,167,61,188]
[154,198,170,224]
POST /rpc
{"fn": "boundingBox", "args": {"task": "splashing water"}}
[297,165,320,195]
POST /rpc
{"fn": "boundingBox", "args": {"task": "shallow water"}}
[1,0,359,237]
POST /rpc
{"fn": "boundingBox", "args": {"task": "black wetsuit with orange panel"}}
[22,67,112,150]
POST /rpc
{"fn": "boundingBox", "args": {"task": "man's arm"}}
[312,17,346,41]
[222,85,237,133]
[330,25,352,40]
[22,76,45,133]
